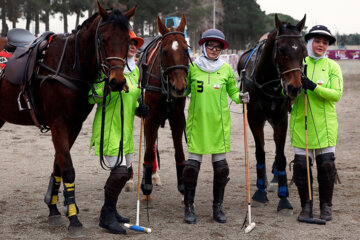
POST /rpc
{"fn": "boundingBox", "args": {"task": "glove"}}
[301,75,317,91]
[239,91,250,104]
[135,103,150,118]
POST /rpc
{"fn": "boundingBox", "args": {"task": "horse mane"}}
[73,9,129,33]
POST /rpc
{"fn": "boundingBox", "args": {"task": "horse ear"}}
[125,5,137,20]
[296,14,306,32]
[175,14,186,33]
[97,0,108,19]
[275,13,284,32]
[157,16,169,35]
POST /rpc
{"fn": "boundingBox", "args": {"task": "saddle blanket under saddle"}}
[0,49,13,75]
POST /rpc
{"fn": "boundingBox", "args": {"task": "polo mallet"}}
[241,70,256,233]
[302,64,326,225]
[124,64,152,233]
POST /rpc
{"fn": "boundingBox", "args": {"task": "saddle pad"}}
[0,49,13,75]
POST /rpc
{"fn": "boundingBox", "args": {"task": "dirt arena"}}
[0,60,359,239]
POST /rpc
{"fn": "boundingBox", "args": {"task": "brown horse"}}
[0,2,135,236]
[137,14,189,201]
[0,37,6,50]
[237,14,306,214]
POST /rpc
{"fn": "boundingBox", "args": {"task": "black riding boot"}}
[292,155,313,222]
[99,166,129,234]
[212,160,230,223]
[183,159,200,224]
[316,153,336,221]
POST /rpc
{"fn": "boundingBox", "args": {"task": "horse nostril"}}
[109,78,126,91]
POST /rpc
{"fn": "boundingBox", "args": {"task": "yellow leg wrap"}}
[54,176,62,183]
[50,195,58,205]
[68,203,77,217]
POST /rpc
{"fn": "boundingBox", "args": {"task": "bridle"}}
[144,31,191,101]
[95,18,129,81]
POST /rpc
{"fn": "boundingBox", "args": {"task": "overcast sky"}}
[10,0,360,35]
[257,0,359,34]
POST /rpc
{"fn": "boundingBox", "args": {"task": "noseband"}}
[95,18,128,79]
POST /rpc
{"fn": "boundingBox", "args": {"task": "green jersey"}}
[290,57,343,149]
[89,67,141,156]
[185,63,240,154]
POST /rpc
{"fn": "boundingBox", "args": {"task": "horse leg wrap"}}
[176,164,185,194]
[127,166,133,181]
[256,164,268,192]
[63,182,79,217]
[105,166,129,198]
[293,155,312,207]
[141,164,153,195]
[277,171,289,198]
[316,153,336,207]
[44,173,61,205]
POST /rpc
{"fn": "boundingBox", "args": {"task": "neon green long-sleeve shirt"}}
[89,67,141,156]
[290,57,343,149]
[185,63,240,155]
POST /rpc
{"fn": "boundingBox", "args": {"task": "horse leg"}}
[44,123,83,226]
[141,114,161,203]
[50,124,83,236]
[169,100,186,196]
[247,110,269,206]
[273,120,293,214]
[0,120,4,128]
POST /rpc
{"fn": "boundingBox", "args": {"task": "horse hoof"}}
[124,179,134,192]
[141,195,154,208]
[68,225,85,238]
[277,198,293,216]
[48,215,65,226]
[152,172,162,186]
[252,190,269,208]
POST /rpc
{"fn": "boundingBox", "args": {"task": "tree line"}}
[0,0,358,50]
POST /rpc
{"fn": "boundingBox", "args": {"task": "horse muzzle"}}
[285,84,302,99]
[170,84,187,98]
[109,78,128,92]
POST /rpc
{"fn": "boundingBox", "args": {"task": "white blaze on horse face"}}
[172,41,179,51]
[292,44,298,50]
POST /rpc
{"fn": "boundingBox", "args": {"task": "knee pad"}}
[293,154,311,185]
[316,153,336,184]
[105,166,129,197]
[213,159,230,188]
[183,159,200,189]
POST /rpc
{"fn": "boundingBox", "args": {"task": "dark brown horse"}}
[237,14,306,214]
[137,14,189,201]
[0,2,135,236]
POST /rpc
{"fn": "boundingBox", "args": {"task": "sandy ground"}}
[0,60,359,240]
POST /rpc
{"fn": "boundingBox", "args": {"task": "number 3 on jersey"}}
[197,80,204,93]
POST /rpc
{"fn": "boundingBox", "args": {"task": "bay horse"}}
[137,14,190,201]
[0,2,135,236]
[237,14,306,214]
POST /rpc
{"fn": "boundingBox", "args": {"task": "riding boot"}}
[212,159,229,223]
[176,164,185,194]
[100,166,129,234]
[292,154,313,222]
[316,153,336,221]
[141,163,153,195]
[183,159,200,224]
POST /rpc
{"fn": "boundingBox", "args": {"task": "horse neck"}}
[255,33,278,81]
[77,22,99,82]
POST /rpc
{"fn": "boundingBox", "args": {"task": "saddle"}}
[4,31,54,86]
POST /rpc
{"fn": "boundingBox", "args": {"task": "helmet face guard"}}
[199,29,229,49]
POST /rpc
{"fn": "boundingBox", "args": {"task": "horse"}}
[137,14,190,202]
[237,14,306,214]
[0,37,6,50]
[0,2,135,237]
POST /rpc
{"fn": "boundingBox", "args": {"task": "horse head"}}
[157,14,189,97]
[274,14,306,99]
[93,2,136,92]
